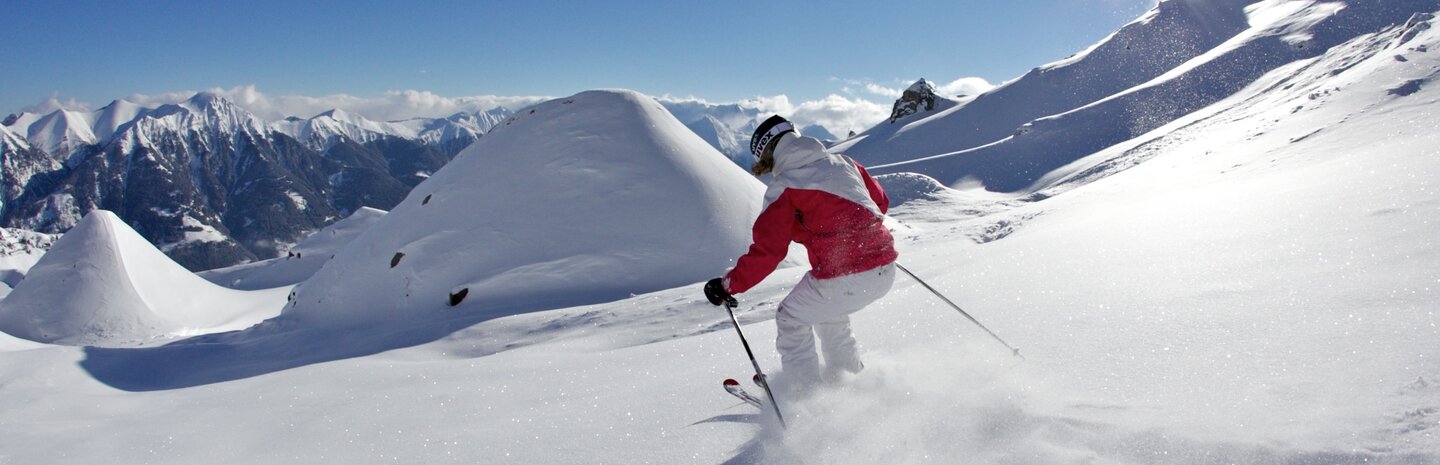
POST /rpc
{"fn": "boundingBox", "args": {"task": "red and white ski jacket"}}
[723,133,898,294]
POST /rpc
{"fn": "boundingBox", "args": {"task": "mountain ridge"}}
[0,93,507,270]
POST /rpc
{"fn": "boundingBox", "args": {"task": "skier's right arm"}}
[723,192,797,294]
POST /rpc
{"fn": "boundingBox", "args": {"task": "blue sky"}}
[2,0,1156,131]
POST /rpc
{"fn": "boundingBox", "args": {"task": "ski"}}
[723,379,765,409]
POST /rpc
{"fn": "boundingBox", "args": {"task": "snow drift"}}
[0,210,285,346]
[282,89,765,327]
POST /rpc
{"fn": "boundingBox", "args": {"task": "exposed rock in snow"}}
[888,79,948,123]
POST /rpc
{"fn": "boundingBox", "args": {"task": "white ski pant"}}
[775,263,895,386]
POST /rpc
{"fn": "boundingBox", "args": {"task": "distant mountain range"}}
[0,92,514,270]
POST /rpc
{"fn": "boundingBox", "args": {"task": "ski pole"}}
[723,299,788,429]
[895,262,1024,360]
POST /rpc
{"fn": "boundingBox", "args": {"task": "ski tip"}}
[723,379,740,387]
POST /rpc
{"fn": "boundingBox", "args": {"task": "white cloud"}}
[934,77,994,98]
[124,90,204,109]
[127,85,548,122]
[740,94,888,137]
[865,83,902,99]
[19,93,93,114]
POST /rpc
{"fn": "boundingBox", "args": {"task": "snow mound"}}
[199,207,387,290]
[874,172,952,206]
[0,211,285,347]
[282,89,765,327]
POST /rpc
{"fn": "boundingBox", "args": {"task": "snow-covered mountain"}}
[2,92,334,269]
[21,108,98,162]
[394,107,514,153]
[0,93,515,270]
[0,126,53,210]
[266,106,514,153]
[270,107,414,148]
[665,100,840,165]
[0,210,285,347]
[685,115,751,166]
[91,99,150,146]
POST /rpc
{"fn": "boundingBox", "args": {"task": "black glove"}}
[704,278,737,307]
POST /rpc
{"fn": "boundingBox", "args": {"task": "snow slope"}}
[283,89,766,329]
[198,207,387,290]
[0,211,286,347]
[90,99,148,145]
[859,0,1439,193]
[833,0,1256,167]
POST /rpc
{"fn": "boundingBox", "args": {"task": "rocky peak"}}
[889,78,942,123]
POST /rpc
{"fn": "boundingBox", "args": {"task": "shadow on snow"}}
[78,299,583,392]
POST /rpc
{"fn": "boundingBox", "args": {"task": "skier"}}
[704,115,898,391]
